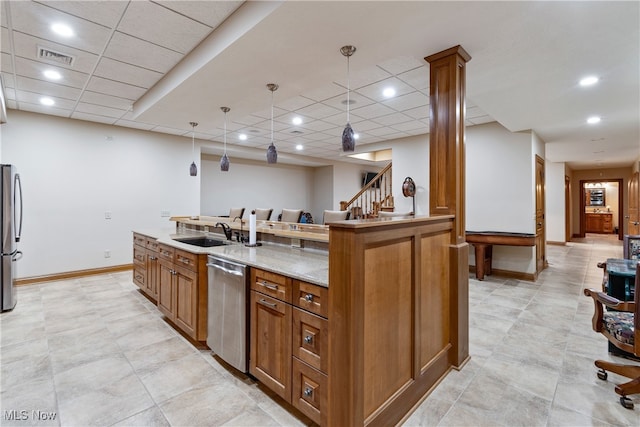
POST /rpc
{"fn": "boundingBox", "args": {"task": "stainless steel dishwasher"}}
[206,255,248,373]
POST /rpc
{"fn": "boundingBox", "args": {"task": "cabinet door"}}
[174,266,198,339]
[146,251,159,300]
[250,290,292,402]
[158,259,175,320]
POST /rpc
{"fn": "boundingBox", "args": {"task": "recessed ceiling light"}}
[382,87,396,98]
[296,144,303,151]
[292,117,302,125]
[43,70,61,80]
[238,133,247,141]
[587,116,601,124]
[40,97,55,106]
[51,23,74,37]
[579,76,599,86]
[354,133,360,140]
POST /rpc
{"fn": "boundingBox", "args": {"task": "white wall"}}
[466,122,534,232]
[546,161,566,243]
[391,134,429,215]
[332,162,373,211]
[200,154,316,220]
[1,110,200,278]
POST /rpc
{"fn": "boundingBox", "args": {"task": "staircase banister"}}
[340,163,392,209]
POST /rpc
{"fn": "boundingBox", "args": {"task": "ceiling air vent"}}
[37,46,75,67]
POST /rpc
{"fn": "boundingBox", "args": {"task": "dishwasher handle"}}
[207,261,244,277]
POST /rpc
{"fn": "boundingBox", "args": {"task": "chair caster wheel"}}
[620,396,634,410]
[597,369,608,381]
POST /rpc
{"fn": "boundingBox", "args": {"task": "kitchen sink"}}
[173,237,228,247]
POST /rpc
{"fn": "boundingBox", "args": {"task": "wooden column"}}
[425,45,471,368]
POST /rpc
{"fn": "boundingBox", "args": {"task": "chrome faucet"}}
[214,222,232,240]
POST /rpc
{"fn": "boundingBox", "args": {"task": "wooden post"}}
[425,45,471,368]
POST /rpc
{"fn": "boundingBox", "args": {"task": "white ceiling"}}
[1,1,638,169]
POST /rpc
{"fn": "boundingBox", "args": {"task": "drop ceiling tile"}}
[76,102,127,119]
[80,91,133,110]
[158,1,243,28]
[39,0,129,28]
[404,105,429,120]
[3,85,15,100]
[1,71,15,88]
[297,119,336,133]
[18,101,71,117]
[233,114,267,127]
[94,57,163,89]
[382,91,428,112]
[377,56,425,75]
[350,119,386,132]
[355,77,415,102]
[1,27,11,56]
[321,113,350,127]
[11,32,99,74]
[6,99,17,109]
[71,111,117,125]
[371,112,413,127]
[295,102,342,120]
[390,120,428,133]
[366,127,408,138]
[13,56,89,89]
[15,76,81,100]
[397,66,429,91]
[86,76,146,100]
[350,102,396,119]
[321,91,375,113]
[103,32,183,73]
[335,64,392,90]
[466,106,488,119]
[15,89,76,109]
[9,1,113,54]
[116,1,212,54]
[301,82,344,102]
[274,95,316,112]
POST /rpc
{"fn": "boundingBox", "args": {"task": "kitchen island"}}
[133,213,465,426]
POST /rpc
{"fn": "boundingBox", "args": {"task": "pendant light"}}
[189,121,198,176]
[220,107,230,172]
[266,83,279,164]
[340,45,356,152]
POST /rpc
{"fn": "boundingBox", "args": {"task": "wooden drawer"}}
[133,245,146,266]
[293,308,328,373]
[133,266,146,288]
[251,268,291,303]
[292,357,326,426]
[175,249,198,271]
[158,244,175,262]
[293,280,328,318]
[146,238,159,251]
[133,233,146,247]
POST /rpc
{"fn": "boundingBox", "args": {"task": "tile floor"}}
[1,235,639,426]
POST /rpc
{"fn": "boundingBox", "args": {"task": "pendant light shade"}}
[220,107,230,172]
[189,121,198,176]
[340,45,356,152]
[266,83,279,164]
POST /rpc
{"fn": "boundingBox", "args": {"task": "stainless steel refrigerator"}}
[1,164,23,312]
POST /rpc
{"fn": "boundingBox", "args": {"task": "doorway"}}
[578,179,623,240]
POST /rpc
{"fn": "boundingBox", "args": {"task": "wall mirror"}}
[585,188,605,206]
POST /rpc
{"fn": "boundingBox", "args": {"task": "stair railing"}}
[340,162,393,218]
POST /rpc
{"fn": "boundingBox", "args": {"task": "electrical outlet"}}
[161,210,171,217]
[105,211,112,219]
[104,250,111,258]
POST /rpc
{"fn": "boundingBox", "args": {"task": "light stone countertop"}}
[134,228,329,287]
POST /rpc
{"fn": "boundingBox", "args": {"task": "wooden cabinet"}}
[585,213,613,233]
[153,242,208,341]
[249,268,328,425]
[133,233,159,301]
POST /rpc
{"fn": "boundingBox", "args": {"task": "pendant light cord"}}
[346,54,350,123]
[223,111,227,154]
[191,124,195,160]
[270,89,274,144]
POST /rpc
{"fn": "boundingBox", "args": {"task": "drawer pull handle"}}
[304,387,313,397]
[149,256,156,260]
[262,281,278,291]
[180,258,190,264]
[304,294,314,302]
[259,299,277,309]
[304,335,313,344]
